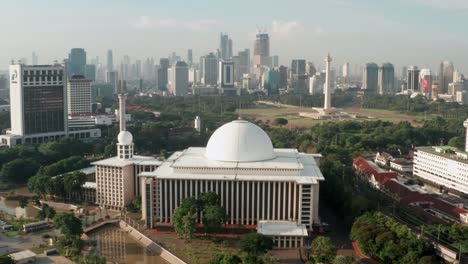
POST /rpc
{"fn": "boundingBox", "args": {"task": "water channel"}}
[88,225,168,264]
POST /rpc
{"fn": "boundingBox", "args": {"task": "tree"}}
[207,253,242,264]
[78,254,106,264]
[0,158,40,183]
[0,255,15,264]
[332,256,358,264]
[56,235,83,257]
[37,204,56,220]
[310,236,336,264]
[202,205,226,233]
[199,192,220,209]
[19,197,28,208]
[273,118,288,127]
[239,233,273,256]
[173,197,197,240]
[27,175,50,198]
[63,171,87,198]
[53,213,83,237]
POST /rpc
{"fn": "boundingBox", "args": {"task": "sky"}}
[0,0,467,74]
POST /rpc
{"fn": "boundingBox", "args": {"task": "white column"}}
[159,180,163,222]
[231,181,234,224]
[169,180,173,221]
[174,180,178,208]
[277,182,281,220]
[195,180,198,198]
[283,182,287,220]
[246,181,250,225]
[262,181,266,220]
[293,182,297,221]
[184,180,188,200]
[288,182,292,220]
[190,180,193,197]
[241,181,245,224]
[164,180,168,222]
[256,181,260,223]
[273,182,277,220]
[236,181,240,223]
[267,181,271,219]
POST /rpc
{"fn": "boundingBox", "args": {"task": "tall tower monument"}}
[117,80,134,160]
[324,53,332,110]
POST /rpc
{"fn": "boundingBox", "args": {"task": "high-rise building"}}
[419,69,432,97]
[291,60,306,75]
[401,66,408,80]
[67,48,87,77]
[157,58,170,90]
[31,52,38,65]
[306,63,316,76]
[106,71,119,94]
[342,63,349,78]
[187,49,193,67]
[263,69,280,95]
[377,63,395,95]
[67,75,92,115]
[219,33,233,60]
[107,50,114,72]
[439,61,454,94]
[253,32,270,66]
[84,64,96,81]
[309,72,325,95]
[363,63,378,92]
[238,49,250,77]
[279,65,288,89]
[271,55,279,68]
[218,60,238,95]
[407,66,420,92]
[168,61,189,96]
[201,53,218,86]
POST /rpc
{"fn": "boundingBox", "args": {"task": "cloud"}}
[132,16,218,31]
[405,0,468,10]
[271,20,303,37]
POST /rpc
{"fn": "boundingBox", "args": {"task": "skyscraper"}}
[201,53,218,86]
[84,64,96,81]
[158,58,170,90]
[219,33,233,60]
[342,63,349,78]
[363,63,378,92]
[67,75,92,115]
[271,55,279,68]
[377,63,395,95]
[407,66,420,92]
[253,32,270,66]
[31,52,38,65]
[291,60,306,75]
[106,71,119,94]
[67,48,87,77]
[187,49,193,67]
[218,60,238,95]
[419,69,432,97]
[168,61,189,96]
[263,69,280,95]
[107,50,114,72]
[439,61,454,94]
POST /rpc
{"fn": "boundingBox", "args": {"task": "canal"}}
[87,225,168,264]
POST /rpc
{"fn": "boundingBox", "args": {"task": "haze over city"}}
[1,0,468,72]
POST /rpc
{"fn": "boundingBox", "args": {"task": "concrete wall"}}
[118,221,186,264]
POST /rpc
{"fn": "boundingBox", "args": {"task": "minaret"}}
[324,53,332,110]
[117,80,134,160]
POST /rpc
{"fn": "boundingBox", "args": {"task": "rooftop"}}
[9,250,36,261]
[92,155,162,168]
[416,146,468,164]
[257,221,308,237]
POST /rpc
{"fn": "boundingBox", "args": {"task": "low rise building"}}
[375,152,393,167]
[389,158,413,173]
[257,220,308,248]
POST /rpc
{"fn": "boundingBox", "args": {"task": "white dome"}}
[117,131,133,145]
[205,120,276,162]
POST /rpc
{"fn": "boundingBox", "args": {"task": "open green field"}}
[239,106,435,128]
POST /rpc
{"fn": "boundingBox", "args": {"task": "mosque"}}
[94,81,325,248]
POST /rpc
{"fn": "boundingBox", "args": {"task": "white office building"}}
[139,119,324,232]
[67,75,92,115]
[168,61,189,96]
[0,63,101,147]
[413,119,468,195]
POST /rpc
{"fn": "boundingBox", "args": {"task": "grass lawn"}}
[30,244,54,254]
[152,233,240,264]
[5,230,18,237]
[238,106,437,128]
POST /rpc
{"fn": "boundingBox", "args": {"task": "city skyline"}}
[1,0,467,73]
